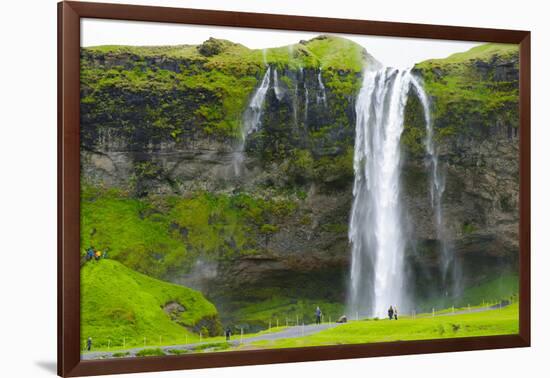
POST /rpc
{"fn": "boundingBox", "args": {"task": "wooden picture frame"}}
[58,1,530,376]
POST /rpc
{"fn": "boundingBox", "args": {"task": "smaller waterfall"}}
[242,67,271,137]
[303,68,309,125]
[273,69,284,101]
[233,66,271,175]
[316,68,327,105]
[410,76,461,298]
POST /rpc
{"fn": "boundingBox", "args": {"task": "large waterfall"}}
[348,68,413,318]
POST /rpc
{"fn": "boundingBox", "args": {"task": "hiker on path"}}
[388,306,394,320]
[86,337,92,351]
[94,250,102,261]
[315,306,322,324]
[225,327,232,341]
[394,306,398,320]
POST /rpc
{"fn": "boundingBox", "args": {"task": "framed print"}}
[58,1,530,376]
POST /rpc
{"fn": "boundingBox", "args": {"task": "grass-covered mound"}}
[403,43,519,154]
[248,303,519,349]
[81,259,221,351]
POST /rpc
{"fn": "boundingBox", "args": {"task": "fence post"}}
[240,328,243,344]
[452,306,455,314]
[123,337,126,349]
[199,332,202,343]
[286,318,288,327]
[296,314,299,326]
[356,311,359,321]
[432,308,435,317]
[269,320,271,331]
[302,323,305,336]
[276,318,279,328]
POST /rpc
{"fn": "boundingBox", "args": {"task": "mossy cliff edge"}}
[80,37,519,327]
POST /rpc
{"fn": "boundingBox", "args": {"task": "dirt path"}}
[81,323,341,360]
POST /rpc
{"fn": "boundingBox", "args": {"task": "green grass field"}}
[246,303,519,350]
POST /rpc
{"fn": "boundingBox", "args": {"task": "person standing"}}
[388,306,394,320]
[394,306,398,320]
[225,327,232,341]
[86,337,92,351]
[315,306,322,325]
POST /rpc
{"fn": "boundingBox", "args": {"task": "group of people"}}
[85,246,109,261]
[388,305,399,320]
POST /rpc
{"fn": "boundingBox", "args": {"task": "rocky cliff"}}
[80,38,519,325]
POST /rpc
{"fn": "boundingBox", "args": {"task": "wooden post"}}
[296,314,299,326]
[452,305,455,314]
[356,311,359,321]
[432,308,435,317]
[240,328,243,344]
[276,318,279,328]
[301,323,304,336]
[199,332,202,343]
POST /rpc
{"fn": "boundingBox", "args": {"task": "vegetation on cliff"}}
[81,185,300,278]
[403,43,519,154]
[81,35,369,144]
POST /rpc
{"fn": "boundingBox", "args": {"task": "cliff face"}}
[80,39,519,324]
[403,44,519,300]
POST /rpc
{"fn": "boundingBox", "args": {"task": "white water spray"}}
[348,68,414,317]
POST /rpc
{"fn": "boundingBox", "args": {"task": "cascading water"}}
[348,68,415,318]
[410,77,461,297]
[316,68,327,105]
[273,69,284,101]
[233,66,271,175]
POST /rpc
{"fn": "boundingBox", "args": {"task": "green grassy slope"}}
[81,259,220,350]
[247,303,519,349]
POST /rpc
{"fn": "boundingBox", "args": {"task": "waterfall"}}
[348,68,413,318]
[410,77,461,298]
[303,68,309,125]
[242,67,271,137]
[273,69,284,101]
[233,66,271,175]
[316,68,327,105]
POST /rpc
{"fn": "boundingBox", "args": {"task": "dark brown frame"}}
[58,1,531,376]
